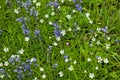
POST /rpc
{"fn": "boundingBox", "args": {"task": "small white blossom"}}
[61,30,66,36]
[104,58,109,64]
[68,28,72,31]
[60,50,64,55]
[85,13,90,18]
[68,65,74,71]
[107,37,110,40]
[51,12,55,16]
[105,43,110,50]
[96,40,101,45]
[58,71,64,77]
[73,60,77,64]
[49,21,52,25]
[0,74,5,78]
[97,28,101,32]
[3,47,9,52]
[87,58,91,62]
[53,42,58,46]
[0,62,3,67]
[66,14,71,19]
[91,37,96,42]
[25,37,29,42]
[40,67,44,72]
[84,70,87,73]
[4,61,9,66]
[97,56,103,63]
[36,2,41,7]
[40,19,44,23]
[42,74,46,79]
[33,0,37,3]
[89,73,94,79]
[45,14,49,18]
[56,37,61,41]
[18,48,24,54]
[65,58,69,63]
[14,9,19,14]
[95,66,99,70]
[72,9,76,13]
[89,20,93,24]
[61,0,64,3]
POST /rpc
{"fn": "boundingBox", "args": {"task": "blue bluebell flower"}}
[75,4,82,11]
[54,29,61,37]
[101,27,108,33]
[34,30,40,35]
[47,1,59,8]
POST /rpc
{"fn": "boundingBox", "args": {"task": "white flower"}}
[36,2,41,7]
[61,30,66,36]
[65,58,69,63]
[3,47,9,52]
[68,65,74,71]
[53,42,58,46]
[97,28,101,32]
[58,71,64,77]
[84,70,87,73]
[68,0,72,1]
[33,77,38,80]
[40,19,44,23]
[14,9,19,14]
[40,67,44,72]
[42,74,46,79]
[4,61,9,66]
[61,0,64,3]
[96,41,101,45]
[33,0,37,3]
[77,26,80,30]
[85,13,90,18]
[56,37,61,41]
[89,20,93,24]
[60,50,64,55]
[104,58,109,64]
[91,37,96,42]
[97,56,103,63]
[95,66,99,70]
[0,5,1,9]
[89,73,94,79]
[49,21,52,25]
[105,43,110,50]
[0,74,5,78]
[58,6,60,9]
[72,9,76,13]
[68,28,72,31]
[25,37,29,42]
[87,58,91,62]
[107,37,110,40]
[0,62,3,67]
[18,48,24,54]
[73,60,77,64]
[51,12,55,16]
[66,14,71,19]
[45,14,49,18]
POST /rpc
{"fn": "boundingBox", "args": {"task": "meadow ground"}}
[0,0,120,80]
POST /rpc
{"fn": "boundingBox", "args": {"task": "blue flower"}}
[23,29,30,35]
[34,30,40,35]
[54,29,61,37]
[75,4,82,11]
[47,1,59,8]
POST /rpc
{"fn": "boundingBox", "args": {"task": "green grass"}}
[0,0,120,80]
